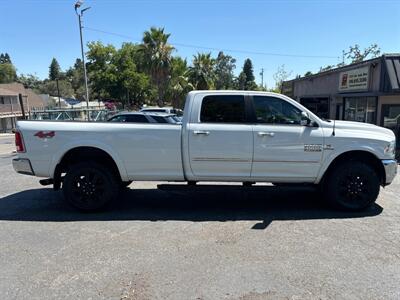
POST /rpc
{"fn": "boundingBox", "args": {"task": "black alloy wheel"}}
[63,162,119,211]
[323,161,380,211]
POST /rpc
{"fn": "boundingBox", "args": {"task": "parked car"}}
[13,90,397,212]
[107,112,180,124]
[140,106,184,116]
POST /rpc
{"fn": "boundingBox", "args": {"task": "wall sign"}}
[339,66,369,92]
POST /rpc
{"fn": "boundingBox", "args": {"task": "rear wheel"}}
[323,161,380,211]
[63,162,119,211]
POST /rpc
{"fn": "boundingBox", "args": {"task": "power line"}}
[84,26,339,60]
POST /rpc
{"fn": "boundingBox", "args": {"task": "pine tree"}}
[239,58,257,90]
[49,58,61,80]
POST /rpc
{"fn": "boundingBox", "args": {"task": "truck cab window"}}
[253,96,302,125]
[200,95,245,123]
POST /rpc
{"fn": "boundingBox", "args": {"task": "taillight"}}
[15,131,25,153]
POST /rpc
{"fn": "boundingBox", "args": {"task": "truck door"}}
[188,94,253,179]
[250,95,324,181]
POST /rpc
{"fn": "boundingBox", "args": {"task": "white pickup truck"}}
[13,91,397,211]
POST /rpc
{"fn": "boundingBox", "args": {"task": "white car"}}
[107,112,180,124]
[140,106,183,116]
[13,91,397,211]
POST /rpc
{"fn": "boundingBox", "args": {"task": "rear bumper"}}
[12,158,35,176]
[382,159,397,185]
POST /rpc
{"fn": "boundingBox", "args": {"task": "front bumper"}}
[12,158,35,176]
[382,159,397,185]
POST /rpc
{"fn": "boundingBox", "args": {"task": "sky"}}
[1,0,400,88]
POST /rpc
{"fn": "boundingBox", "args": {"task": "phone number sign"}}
[339,66,369,92]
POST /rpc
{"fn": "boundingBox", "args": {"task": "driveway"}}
[0,151,399,299]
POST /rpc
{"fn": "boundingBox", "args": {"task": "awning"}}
[384,56,400,91]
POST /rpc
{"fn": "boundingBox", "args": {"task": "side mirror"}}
[300,111,311,126]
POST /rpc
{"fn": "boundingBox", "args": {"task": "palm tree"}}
[167,57,193,108]
[139,27,174,106]
[187,53,216,90]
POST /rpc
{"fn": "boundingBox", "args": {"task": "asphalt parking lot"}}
[0,134,399,299]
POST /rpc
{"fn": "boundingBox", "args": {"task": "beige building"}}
[0,83,45,132]
[283,54,400,152]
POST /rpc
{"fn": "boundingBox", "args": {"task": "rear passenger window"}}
[200,95,246,123]
[151,116,168,123]
[109,116,127,122]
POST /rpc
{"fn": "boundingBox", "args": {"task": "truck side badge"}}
[34,131,55,139]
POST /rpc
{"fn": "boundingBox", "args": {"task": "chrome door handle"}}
[258,131,275,137]
[193,130,210,136]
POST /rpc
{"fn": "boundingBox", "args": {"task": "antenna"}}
[332,119,336,136]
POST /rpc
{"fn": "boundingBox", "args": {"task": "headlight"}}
[384,140,396,156]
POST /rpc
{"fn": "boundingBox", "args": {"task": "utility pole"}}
[259,68,264,88]
[74,1,90,114]
[56,78,61,109]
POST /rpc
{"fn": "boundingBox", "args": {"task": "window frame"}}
[249,95,304,126]
[198,94,253,124]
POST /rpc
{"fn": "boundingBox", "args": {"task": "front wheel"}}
[63,162,119,211]
[323,161,380,211]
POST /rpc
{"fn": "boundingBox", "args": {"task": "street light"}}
[74,1,90,112]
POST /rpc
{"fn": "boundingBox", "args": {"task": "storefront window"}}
[300,98,329,119]
[344,97,376,124]
[381,104,400,156]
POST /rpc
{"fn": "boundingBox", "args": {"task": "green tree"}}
[214,51,236,90]
[187,53,216,90]
[114,42,154,107]
[236,58,257,90]
[345,44,381,64]
[139,27,175,106]
[0,53,12,64]
[38,80,74,97]
[18,73,41,90]
[0,63,17,83]
[304,71,313,77]
[86,41,118,100]
[166,56,193,108]
[86,41,154,106]
[49,58,61,80]
[65,59,86,100]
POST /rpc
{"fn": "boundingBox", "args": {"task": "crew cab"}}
[13,91,397,211]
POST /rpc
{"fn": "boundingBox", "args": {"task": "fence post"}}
[18,94,26,119]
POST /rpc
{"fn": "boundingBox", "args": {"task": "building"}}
[0,83,45,132]
[282,54,400,150]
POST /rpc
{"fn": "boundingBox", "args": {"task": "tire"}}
[63,162,119,211]
[323,161,380,211]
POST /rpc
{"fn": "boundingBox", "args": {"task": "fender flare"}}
[316,145,381,184]
[48,140,129,181]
